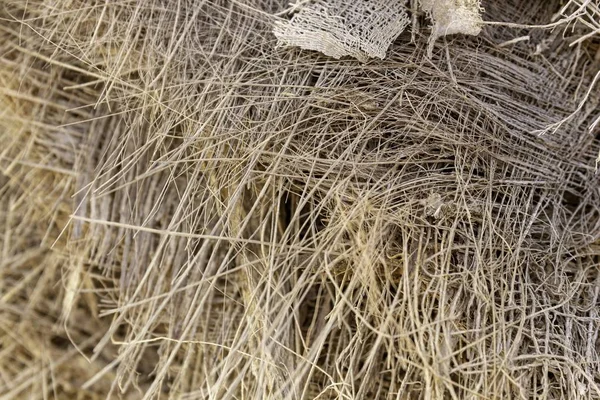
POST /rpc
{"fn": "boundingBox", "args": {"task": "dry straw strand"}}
[1,0,600,399]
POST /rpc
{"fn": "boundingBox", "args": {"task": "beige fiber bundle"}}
[1,0,600,399]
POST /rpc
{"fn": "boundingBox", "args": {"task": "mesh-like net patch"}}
[420,0,483,56]
[273,0,410,61]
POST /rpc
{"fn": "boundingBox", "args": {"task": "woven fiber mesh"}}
[273,0,410,61]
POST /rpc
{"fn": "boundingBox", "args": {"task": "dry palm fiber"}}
[0,28,135,398]
[273,0,484,59]
[1,0,600,399]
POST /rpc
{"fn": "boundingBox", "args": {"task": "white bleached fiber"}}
[273,0,410,61]
[420,0,483,56]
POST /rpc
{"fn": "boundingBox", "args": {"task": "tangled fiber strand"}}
[0,19,131,398]
[1,0,600,399]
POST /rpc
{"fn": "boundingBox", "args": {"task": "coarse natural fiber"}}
[1,0,600,399]
[273,0,410,61]
[274,0,483,60]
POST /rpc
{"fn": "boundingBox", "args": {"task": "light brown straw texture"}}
[1,0,600,399]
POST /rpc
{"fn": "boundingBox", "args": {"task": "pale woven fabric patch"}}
[420,0,483,56]
[273,0,410,62]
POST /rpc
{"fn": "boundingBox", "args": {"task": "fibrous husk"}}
[420,0,484,56]
[273,0,410,61]
[273,0,484,60]
[1,0,600,399]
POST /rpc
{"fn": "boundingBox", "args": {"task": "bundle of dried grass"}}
[1,0,600,399]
